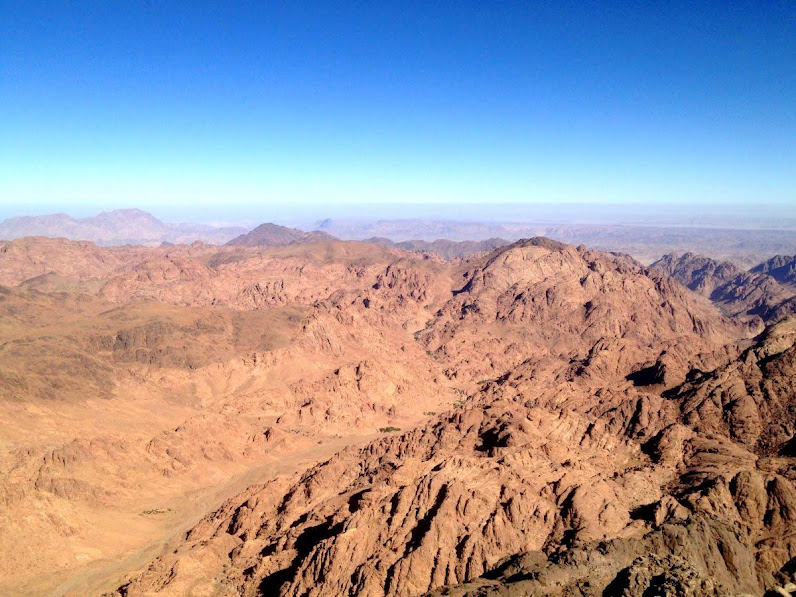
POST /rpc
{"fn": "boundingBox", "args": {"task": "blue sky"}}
[1,1,794,217]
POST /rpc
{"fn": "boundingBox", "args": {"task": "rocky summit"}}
[1,234,795,597]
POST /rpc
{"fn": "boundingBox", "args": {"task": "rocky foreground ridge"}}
[0,235,795,596]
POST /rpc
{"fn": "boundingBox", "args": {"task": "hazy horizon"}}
[3,202,796,233]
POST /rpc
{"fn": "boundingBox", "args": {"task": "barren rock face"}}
[2,235,796,596]
[119,323,796,597]
[0,238,457,593]
[101,239,795,597]
[752,254,796,286]
[114,402,661,597]
[418,240,747,386]
[651,251,796,322]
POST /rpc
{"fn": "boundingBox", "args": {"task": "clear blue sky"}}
[1,1,794,216]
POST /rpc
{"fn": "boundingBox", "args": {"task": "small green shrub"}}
[141,508,173,516]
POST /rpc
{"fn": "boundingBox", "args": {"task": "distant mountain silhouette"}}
[225,222,335,247]
[0,209,246,246]
[316,218,796,267]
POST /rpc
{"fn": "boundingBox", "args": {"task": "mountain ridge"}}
[1,235,795,596]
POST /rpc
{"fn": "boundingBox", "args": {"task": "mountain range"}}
[1,231,796,596]
[651,251,796,322]
[317,218,796,267]
[0,209,246,246]
[752,254,796,286]
[5,209,796,268]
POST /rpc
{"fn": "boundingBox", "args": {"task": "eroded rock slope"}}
[109,239,796,597]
